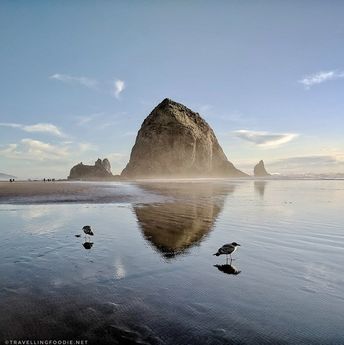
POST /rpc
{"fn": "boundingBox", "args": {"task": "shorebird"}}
[82,225,94,241]
[214,242,240,263]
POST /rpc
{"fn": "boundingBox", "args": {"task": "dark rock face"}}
[254,160,270,177]
[121,98,247,178]
[68,158,113,180]
[100,158,111,174]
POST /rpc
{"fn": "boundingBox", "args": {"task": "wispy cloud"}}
[78,142,98,152]
[49,74,126,99]
[0,122,65,137]
[76,113,104,126]
[234,130,298,148]
[299,70,344,89]
[268,154,344,174]
[75,112,119,129]
[270,155,337,167]
[113,79,125,99]
[50,73,98,89]
[0,139,69,161]
[0,138,99,162]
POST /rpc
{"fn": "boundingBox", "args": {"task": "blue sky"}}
[1,1,344,178]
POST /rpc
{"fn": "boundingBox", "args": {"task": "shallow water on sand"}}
[0,180,343,344]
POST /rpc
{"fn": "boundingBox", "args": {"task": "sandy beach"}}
[0,181,136,203]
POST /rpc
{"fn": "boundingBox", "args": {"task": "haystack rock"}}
[121,98,247,178]
[68,158,113,180]
[254,160,270,177]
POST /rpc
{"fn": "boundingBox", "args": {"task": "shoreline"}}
[0,178,343,205]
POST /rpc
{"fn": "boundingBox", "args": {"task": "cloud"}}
[0,138,99,163]
[0,138,108,179]
[0,122,65,137]
[299,70,344,89]
[270,155,337,167]
[50,74,126,99]
[75,112,119,129]
[0,139,69,161]
[21,139,68,159]
[113,79,125,98]
[0,143,19,156]
[50,74,98,89]
[76,113,104,126]
[78,142,98,152]
[267,154,344,174]
[234,130,298,148]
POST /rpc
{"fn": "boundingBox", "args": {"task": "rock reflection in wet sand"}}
[134,182,236,258]
[254,181,267,198]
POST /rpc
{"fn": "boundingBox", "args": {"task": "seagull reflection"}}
[82,242,94,250]
[214,264,241,275]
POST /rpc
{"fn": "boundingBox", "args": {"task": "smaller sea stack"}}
[68,158,113,180]
[254,160,270,177]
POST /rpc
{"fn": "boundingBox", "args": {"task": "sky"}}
[1,0,344,178]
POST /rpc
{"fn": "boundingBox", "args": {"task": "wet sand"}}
[0,181,115,197]
[0,180,343,344]
[0,181,162,204]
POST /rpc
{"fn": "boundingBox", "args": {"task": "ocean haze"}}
[0,172,16,180]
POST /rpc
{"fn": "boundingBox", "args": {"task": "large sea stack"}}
[68,158,113,180]
[254,160,270,177]
[121,98,247,178]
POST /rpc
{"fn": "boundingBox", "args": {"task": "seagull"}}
[82,225,94,241]
[214,242,241,263]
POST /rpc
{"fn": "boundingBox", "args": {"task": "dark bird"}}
[83,242,93,250]
[214,264,241,275]
[214,242,240,263]
[82,225,94,241]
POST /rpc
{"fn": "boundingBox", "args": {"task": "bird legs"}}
[226,254,233,264]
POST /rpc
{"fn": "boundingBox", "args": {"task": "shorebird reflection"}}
[82,242,94,250]
[214,264,241,275]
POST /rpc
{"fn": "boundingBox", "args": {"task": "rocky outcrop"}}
[68,158,113,180]
[254,160,270,177]
[121,98,247,178]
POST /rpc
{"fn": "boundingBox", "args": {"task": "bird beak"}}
[238,244,241,246]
